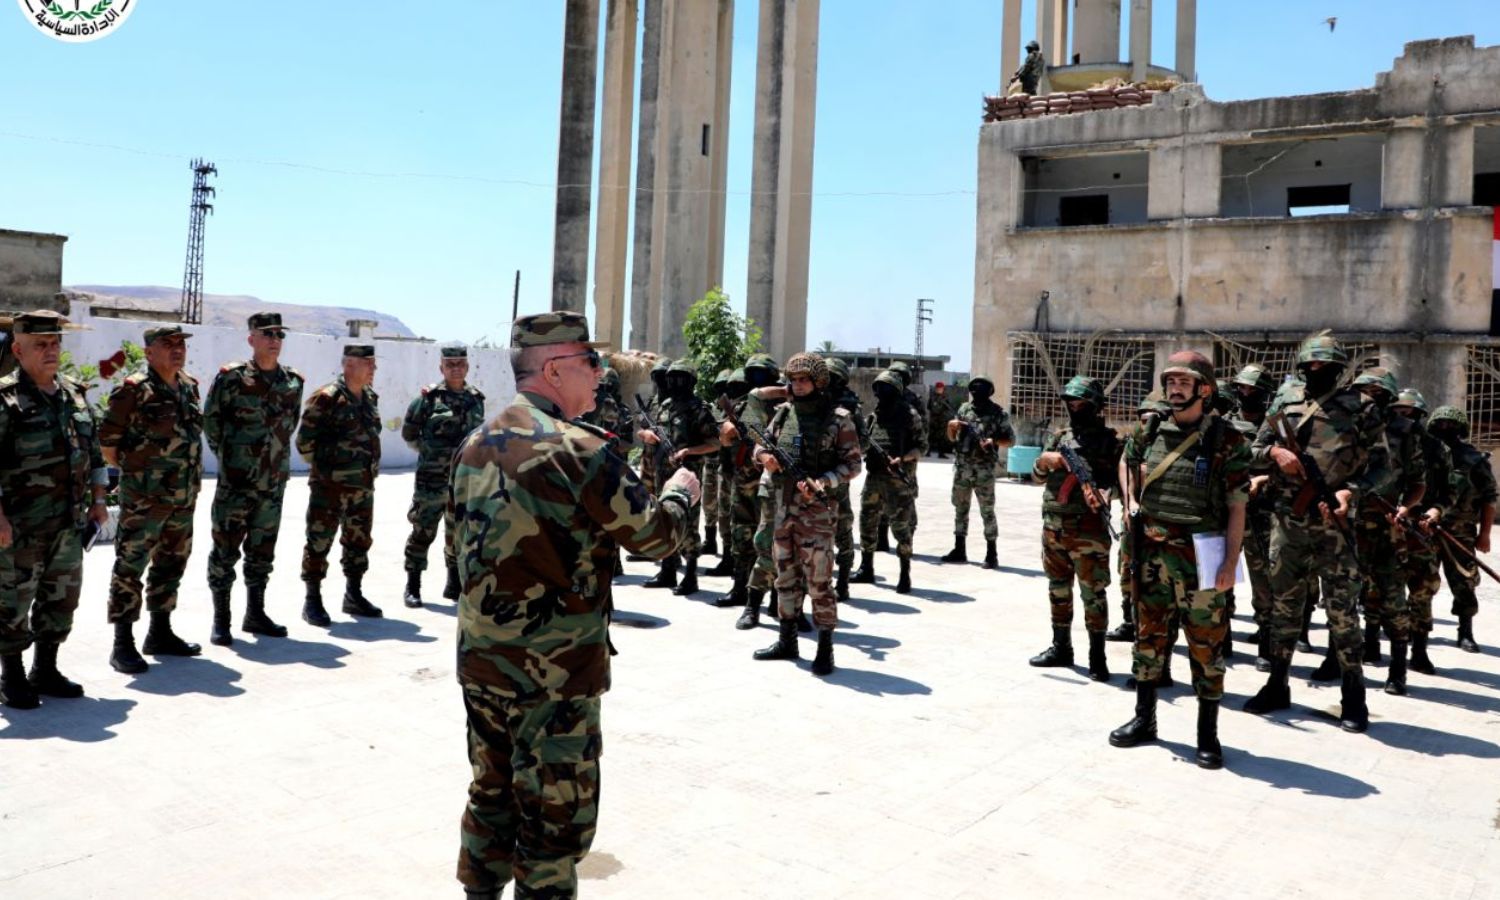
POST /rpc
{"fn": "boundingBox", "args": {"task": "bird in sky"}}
[1323,16,1338,32]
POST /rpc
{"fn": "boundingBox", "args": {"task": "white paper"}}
[1193,532,1247,591]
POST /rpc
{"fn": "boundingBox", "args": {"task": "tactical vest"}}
[772,402,839,478]
[869,403,913,457]
[1139,417,1226,531]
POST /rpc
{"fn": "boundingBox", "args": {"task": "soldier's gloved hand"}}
[663,467,702,506]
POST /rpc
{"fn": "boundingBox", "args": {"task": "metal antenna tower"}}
[179,159,217,324]
[915,298,934,381]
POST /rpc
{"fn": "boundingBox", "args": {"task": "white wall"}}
[67,308,516,474]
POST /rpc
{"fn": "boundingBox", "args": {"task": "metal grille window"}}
[1465,344,1500,451]
[1008,332,1154,425]
[1212,337,1380,388]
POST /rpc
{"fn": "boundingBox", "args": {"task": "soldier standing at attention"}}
[705,369,749,581]
[1108,352,1248,770]
[1389,390,1451,673]
[638,360,718,596]
[1029,376,1121,682]
[699,369,731,559]
[0,311,108,707]
[297,344,383,625]
[402,344,486,609]
[853,371,926,594]
[928,381,955,458]
[941,375,1014,569]
[1243,335,1389,733]
[203,312,305,646]
[827,358,863,600]
[102,325,205,674]
[451,313,699,900]
[749,353,862,675]
[1013,39,1044,94]
[726,356,780,626]
[1225,365,1277,671]
[1426,406,1496,655]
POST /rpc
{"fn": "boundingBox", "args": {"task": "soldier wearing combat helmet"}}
[942,375,1014,569]
[638,359,718,595]
[1224,363,1279,670]
[1389,389,1452,673]
[1425,405,1495,656]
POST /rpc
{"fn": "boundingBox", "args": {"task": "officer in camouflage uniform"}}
[297,344,384,625]
[203,312,305,646]
[1390,389,1451,673]
[749,353,863,675]
[1244,335,1390,733]
[1225,364,1278,671]
[1030,376,1121,681]
[102,325,205,674]
[828,358,862,600]
[452,312,700,900]
[401,344,486,609]
[941,375,1014,569]
[1108,352,1249,770]
[1426,405,1496,655]
[853,371,926,594]
[706,369,749,580]
[726,356,781,626]
[638,360,718,596]
[0,311,108,708]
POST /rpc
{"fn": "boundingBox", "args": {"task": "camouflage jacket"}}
[1227,410,1275,515]
[928,394,955,437]
[1038,421,1121,525]
[0,371,105,530]
[724,394,779,486]
[100,367,203,507]
[1126,414,1250,534]
[758,399,863,508]
[580,392,629,441]
[402,381,485,482]
[203,360,305,492]
[1252,384,1390,514]
[1442,440,1498,528]
[659,394,718,472]
[952,399,1014,464]
[296,376,381,487]
[863,402,927,481]
[1412,422,1452,517]
[452,391,695,701]
[1367,412,1424,507]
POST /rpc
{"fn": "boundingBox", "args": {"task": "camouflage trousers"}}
[701,456,720,540]
[834,483,854,569]
[405,477,456,573]
[749,487,780,592]
[1041,516,1112,632]
[729,478,762,581]
[458,688,601,898]
[1267,513,1364,670]
[0,524,83,653]
[301,480,375,583]
[1133,527,1229,700]
[1242,510,1273,626]
[860,475,916,558]
[774,495,839,629]
[1440,522,1481,618]
[669,459,702,557]
[716,464,733,547]
[1356,512,1410,641]
[951,455,997,540]
[1402,536,1442,634]
[108,500,196,623]
[208,484,287,592]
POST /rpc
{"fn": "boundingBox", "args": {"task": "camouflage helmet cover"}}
[1296,333,1349,368]
[1232,363,1277,395]
[783,352,829,390]
[873,370,905,393]
[744,353,779,376]
[826,357,850,382]
[1429,405,1469,436]
[666,358,698,380]
[1160,350,1215,390]
[1352,366,1399,400]
[1060,375,1106,407]
[887,360,914,387]
[1391,387,1428,414]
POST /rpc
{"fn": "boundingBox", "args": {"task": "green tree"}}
[682,287,763,401]
[816,340,836,354]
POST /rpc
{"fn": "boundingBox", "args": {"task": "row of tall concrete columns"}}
[998,0,1197,87]
[551,0,601,314]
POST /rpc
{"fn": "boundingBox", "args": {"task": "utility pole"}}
[512,269,521,324]
[915,298,934,384]
[179,159,217,325]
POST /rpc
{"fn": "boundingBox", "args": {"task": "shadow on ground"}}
[818,664,932,697]
[228,635,351,669]
[1148,740,1381,799]
[124,656,246,698]
[326,618,438,644]
[0,696,138,742]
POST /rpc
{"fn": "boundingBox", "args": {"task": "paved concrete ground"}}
[2,463,1499,899]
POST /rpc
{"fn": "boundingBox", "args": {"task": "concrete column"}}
[1036,0,1056,73]
[1381,126,1426,210]
[1000,0,1022,91]
[551,0,600,313]
[628,0,665,348]
[1074,0,1120,64]
[1441,123,1476,207]
[1175,0,1196,82]
[1129,0,1151,82]
[592,0,637,349]
[706,0,735,290]
[1053,0,1070,65]
[1147,141,1220,220]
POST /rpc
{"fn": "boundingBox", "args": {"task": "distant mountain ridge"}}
[67,285,417,339]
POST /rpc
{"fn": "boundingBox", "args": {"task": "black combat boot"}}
[1309,642,1341,682]
[403,569,423,608]
[341,574,383,618]
[811,628,835,676]
[1254,629,1272,673]
[714,572,748,608]
[1296,601,1315,654]
[463,888,499,900]
[143,610,202,657]
[983,539,998,570]
[795,610,813,633]
[1384,640,1409,696]
[1029,626,1073,667]
[210,588,234,646]
[1242,659,1291,715]
[302,583,332,627]
[752,617,800,661]
[1409,631,1436,675]
[705,551,735,578]
[1363,621,1382,663]
[836,560,850,601]
[702,529,718,558]
[1340,668,1369,733]
[109,621,149,674]
[1105,598,1135,642]
[940,534,967,564]
[27,642,83,699]
[643,555,679,589]
[1196,699,1224,769]
[243,585,287,637]
[672,555,700,596]
[736,589,764,630]
[1108,682,1158,747]
[767,588,779,617]
[876,522,891,553]
[895,557,912,594]
[1457,614,1480,653]
[1087,631,1110,682]
[444,563,462,600]
[0,653,40,709]
[851,552,876,584]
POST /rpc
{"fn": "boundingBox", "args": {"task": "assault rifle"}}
[741,419,830,503]
[953,420,981,456]
[1057,439,1117,540]
[1366,493,1433,550]
[1124,415,1155,625]
[866,437,914,487]
[1269,412,1356,542]
[634,394,677,472]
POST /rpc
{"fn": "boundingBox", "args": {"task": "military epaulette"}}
[219,360,248,375]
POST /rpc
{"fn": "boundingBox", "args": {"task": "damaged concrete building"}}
[973,31,1500,447]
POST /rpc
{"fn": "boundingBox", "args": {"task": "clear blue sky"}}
[3,1,1497,370]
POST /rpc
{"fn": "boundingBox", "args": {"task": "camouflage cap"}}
[1060,374,1106,406]
[1352,366,1399,399]
[1296,333,1348,368]
[1392,388,1428,414]
[1232,363,1277,395]
[509,311,608,349]
[11,309,73,335]
[247,312,283,330]
[1429,405,1469,436]
[144,324,193,344]
[440,343,469,359]
[343,344,376,358]
[784,352,829,390]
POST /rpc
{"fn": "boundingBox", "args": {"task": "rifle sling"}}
[1140,429,1202,495]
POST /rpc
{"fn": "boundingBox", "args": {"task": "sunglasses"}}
[550,350,601,370]
[258,329,287,340]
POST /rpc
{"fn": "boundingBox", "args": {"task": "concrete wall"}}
[0,229,67,312]
[1022,151,1149,226]
[67,305,517,475]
